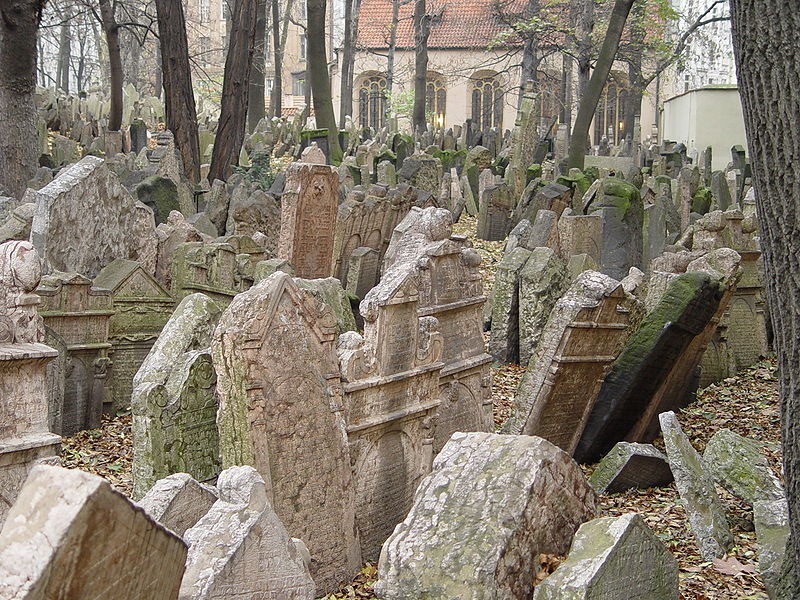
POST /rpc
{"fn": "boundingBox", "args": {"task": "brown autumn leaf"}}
[712,556,758,577]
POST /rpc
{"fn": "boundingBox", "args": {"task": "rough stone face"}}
[295,276,357,336]
[213,272,361,591]
[180,466,316,600]
[138,472,218,537]
[558,210,603,265]
[702,428,784,504]
[488,247,532,364]
[132,293,222,499]
[477,183,513,241]
[659,411,733,560]
[30,155,158,278]
[532,513,679,600]
[588,442,673,494]
[0,465,187,599]
[375,432,596,600]
[753,498,791,599]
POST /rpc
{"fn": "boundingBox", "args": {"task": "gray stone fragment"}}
[533,513,679,600]
[753,498,791,599]
[488,247,532,363]
[138,472,219,537]
[589,442,674,494]
[659,411,733,560]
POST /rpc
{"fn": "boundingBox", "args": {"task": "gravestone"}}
[588,442,673,494]
[132,293,222,500]
[477,183,513,241]
[753,498,790,599]
[278,162,339,278]
[154,210,205,291]
[488,247,532,364]
[180,466,316,600]
[136,175,180,225]
[375,432,596,600]
[138,472,218,537]
[532,513,678,600]
[0,465,187,599]
[213,272,361,591]
[345,246,380,299]
[527,209,560,252]
[558,210,603,265]
[0,241,61,527]
[397,151,443,196]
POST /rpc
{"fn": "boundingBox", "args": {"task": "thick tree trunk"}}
[209,0,259,181]
[99,0,123,132]
[567,0,635,170]
[730,0,800,586]
[307,0,342,162]
[574,0,594,108]
[0,0,45,199]
[518,38,536,109]
[270,0,282,117]
[156,0,200,183]
[338,0,359,128]
[412,0,429,133]
[58,6,71,93]
[248,0,267,132]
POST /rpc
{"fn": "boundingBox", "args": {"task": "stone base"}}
[0,432,61,527]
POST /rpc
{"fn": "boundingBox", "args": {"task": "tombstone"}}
[225,184,281,247]
[180,466,316,600]
[213,272,361,591]
[171,239,259,306]
[703,429,784,504]
[643,200,667,265]
[461,174,478,216]
[527,208,561,252]
[132,293,222,500]
[0,465,187,599]
[503,271,637,456]
[588,442,673,494]
[396,152,443,197]
[138,472,218,537]
[557,209,603,264]
[0,203,35,244]
[136,175,181,226]
[710,170,732,211]
[278,162,338,279]
[516,182,572,226]
[345,246,380,299]
[477,183,513,241]
[94,259,175,414]
[532,513,678,600]
[374,432,597,600]
[753,498,791,599]
[155,211,206,290]
[660,411,733,560]
[0,242,61,526]
[130,118,148,154]
[295,277,358,335]
[30,156,157,278]
[488,247,532,364]
[505,218,532,254]
[37,272,113,431]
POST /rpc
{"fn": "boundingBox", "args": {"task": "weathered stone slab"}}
[488,247,532,364]
[180,466,316,600]
[703,428,784,504]
[295,276,358,335]
[588,442,673,494]
[477,183,513,241]
[346,246,380,299]
[138,472,218,537]
[753,498,791,599]
[0,465,187,599]
[558,209,603,265]
[375,432,597,600]
[213,272,361,591]
[659,411,733,560]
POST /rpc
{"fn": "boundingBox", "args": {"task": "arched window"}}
[471,74,503,130]
[534,71,562,133]
[593,76,628,146]
[426,75,447,128]
[358,74,387,130]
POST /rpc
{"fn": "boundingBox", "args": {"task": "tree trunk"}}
[270,0,282,117]
[518,38,536,109]
[99,0,123,132]
[385,0,400,123]
[730,0,800,587]
[156,0,201,182]
[248,0,267,132]
[0,0,45,198]
[338,0,359,128]
[209,0,259,182]
[58,5,72,93]
[307,0,342,162]
[574,0,594,108]
[567,0,635,170]
[412,0,429,132]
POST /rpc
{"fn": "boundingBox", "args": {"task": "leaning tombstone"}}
[138,472,218,537]
[0,465,187,599]
[488,247,532,363]
[588,442,673,494]
[753,498,791,599]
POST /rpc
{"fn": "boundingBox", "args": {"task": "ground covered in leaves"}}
[62,215,781,600]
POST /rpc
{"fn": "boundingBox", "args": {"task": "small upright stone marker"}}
[138,472,218,537]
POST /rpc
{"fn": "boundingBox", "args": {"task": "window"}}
[426,75,447,128]
[220,0,228,20]
[199,37,211,67]
[358,74,387,130]
[299,34,307,61]
[199,0,210,23]
[266,77,274,94]
[471,75,503,130]
[534,71,561,133]
[292,73,306,97]
[593,77,628,146]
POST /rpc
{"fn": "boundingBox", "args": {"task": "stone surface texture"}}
[588,442,673,494]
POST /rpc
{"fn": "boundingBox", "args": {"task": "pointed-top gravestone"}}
[138,472,218,537]
[589,442,673,494]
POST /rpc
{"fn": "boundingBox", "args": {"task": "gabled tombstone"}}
[138,472,218,537]
[213,272,361,591]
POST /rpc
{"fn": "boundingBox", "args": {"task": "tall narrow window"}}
[426,75,447,128]
[199,0,210,23]
[471,75,503,130]
[593,78,628,146]
[299,34,307,61]
[358,74,387,130]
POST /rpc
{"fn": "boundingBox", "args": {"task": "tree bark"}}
[270,0,282,117]
[248,0,267,132]
[567,0,635,170]
[730,0,800,586]
[385,0,400,123]
[338,0,359,128]
[156,0,200,183]
[0,0,45,199]
[209,0,259,182]
[412,0,430,132]
[99,0,123,131]
[574,0,594,109]
[307,0,342,163]
[58,4,72,93]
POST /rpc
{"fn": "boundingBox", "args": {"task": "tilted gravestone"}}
[488,247,532,364]
[753,498,791,599]
[138,472,218,537]
[477,183,514,241]
[213,272,361,591]
[0,465,187,599]
[588,442,673,494]
[375,432,596,600]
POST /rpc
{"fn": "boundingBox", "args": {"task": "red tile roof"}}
[356,0,525,50]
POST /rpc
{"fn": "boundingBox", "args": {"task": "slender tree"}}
[338,0,360,128]
[155,0,200,182]
[248,0,267,132]
[98,0,123,131]
[411,0,430,132]
[270,0,282,117]
[307,0,342,162]
[730,0,800,587]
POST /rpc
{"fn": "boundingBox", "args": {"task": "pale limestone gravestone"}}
[533,513,679,600]
[0,203,35,244]
[477,183,513,241]
[30,155,158,278]
[558,209,603,265]
[300,142,326,164]
[138,472,218,537]
[346,246,380,299]
[504,271,638,455]
[588,442,673,494]
[660,411,733,560]
[154,211,206,291]
[278,161,339,278]
[132,293,222,500]
[294,276,358,335]
[0,465,187,599]
[375,432,597,600]
[213,272,361,591]
[0,242,61,527]
[753,498,791,598]
[180,466,316,600]
[703,428,784,504]
[489,247,532,364]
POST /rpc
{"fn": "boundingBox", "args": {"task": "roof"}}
[356,0,525,50]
